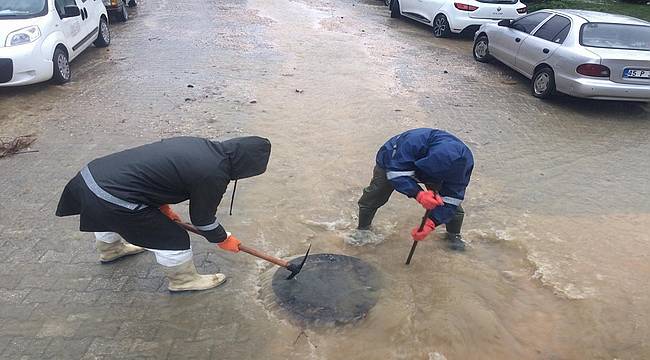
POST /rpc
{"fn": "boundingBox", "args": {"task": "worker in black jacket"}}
[56,136,271,292]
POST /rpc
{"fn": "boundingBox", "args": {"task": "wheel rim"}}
[101,21,110,43]
[434,17,446,36]
[475,40,488,58]
[57,53,70,80]
[534,73,550,95]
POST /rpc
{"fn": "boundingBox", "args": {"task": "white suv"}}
[0,0,110,86]
[389,0,527,37]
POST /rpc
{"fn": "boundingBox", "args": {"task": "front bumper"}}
[557,74,650,102]
[449,13,508,34]
[0,41,53,87]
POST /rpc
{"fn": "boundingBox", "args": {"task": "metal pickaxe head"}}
[285,244,311,280]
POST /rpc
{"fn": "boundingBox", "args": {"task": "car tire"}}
[94,17,111,48]
[473,35,492,63]
[532,67,556,99]
[51,47,71,85]
[433,14,451,38]
[390,0,400,18]
[116,4,128,22]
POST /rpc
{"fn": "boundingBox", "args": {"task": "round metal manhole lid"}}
[272,253,381,327]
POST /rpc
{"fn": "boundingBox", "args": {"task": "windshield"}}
[0,0,47,18]
[581,23,650,51]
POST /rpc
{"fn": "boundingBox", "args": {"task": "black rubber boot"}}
[357,208,376,230]
[447,233,466,251]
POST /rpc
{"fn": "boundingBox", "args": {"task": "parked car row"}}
[387,0,650,102]
[0,0,135,87]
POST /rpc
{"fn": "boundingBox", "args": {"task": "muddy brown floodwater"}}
[0,0,649,358]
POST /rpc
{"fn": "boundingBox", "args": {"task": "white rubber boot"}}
[163,259,226,292]
[96,240,145,263]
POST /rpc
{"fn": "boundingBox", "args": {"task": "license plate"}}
[623,69,650,79]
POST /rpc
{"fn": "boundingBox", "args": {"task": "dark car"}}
[103,0,136,22]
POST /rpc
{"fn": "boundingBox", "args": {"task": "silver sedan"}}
[472,10,650,102]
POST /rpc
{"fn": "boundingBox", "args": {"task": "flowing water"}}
[219,0,650,358]
[0,0,648,358]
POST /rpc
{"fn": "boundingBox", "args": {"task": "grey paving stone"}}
[74,320,122,338]
[0,320,44,337]
[86,276,129,292]
[38,249,73,264]
[0,304,34,320]
[84,338,133,357]
[168,338,214,359]
[128,338,173,358]
[122,277,165,292]
[22,289,66,304]
[1,337,51,357]
[36,320,82,338]
[0,289,30,304]
[42,337,93,360]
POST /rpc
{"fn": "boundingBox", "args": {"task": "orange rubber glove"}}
[218,234,241,253]
[415,191,444,210]
[411,218,436,241]
[159,204,181,222]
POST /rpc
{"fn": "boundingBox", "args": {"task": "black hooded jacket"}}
[76,136,271,243]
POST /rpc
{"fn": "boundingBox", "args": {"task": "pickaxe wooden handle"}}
[176,221,291,269]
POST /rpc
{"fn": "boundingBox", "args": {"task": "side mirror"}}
[498,19,511,27]
[63,5,81,18]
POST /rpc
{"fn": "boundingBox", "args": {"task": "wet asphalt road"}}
[0,0,649,358]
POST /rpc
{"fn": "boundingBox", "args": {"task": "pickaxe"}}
[176,221,311,279]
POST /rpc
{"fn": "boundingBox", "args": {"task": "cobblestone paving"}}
[0,0,648,358]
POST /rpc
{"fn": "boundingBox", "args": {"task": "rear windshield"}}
[476,0,518,3]
[0,0,47,18]
[581,23,650,51]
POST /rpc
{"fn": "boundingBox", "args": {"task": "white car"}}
[389,0,527,37]
[0,0,110,86]
[473,10,650,101]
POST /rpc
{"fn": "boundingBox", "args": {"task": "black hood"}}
[220,136,272,180]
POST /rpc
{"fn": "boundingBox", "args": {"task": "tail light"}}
[516,6,527,14]
[454,3,479,11]
[576,64,610,77]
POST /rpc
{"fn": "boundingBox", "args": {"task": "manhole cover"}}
[272,253,381,326]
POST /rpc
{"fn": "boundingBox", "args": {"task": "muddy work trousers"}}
[357,166,464,233]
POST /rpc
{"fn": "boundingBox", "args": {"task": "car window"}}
[54,0,76,17]
[511,12,551,34]
[581,23,650,51]
[533,15,571,44]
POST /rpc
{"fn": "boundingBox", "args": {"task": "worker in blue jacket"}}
[357,128,474,250]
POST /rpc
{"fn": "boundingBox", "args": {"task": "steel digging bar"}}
[405,209,432,265]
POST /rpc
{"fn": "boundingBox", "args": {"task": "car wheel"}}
[433,14,451,38]
[116,4,129,22]
[390,0,400,18]
[52,47,71,85]
[532,67,556,99]
[473,35,492,63]
[94,17,111,48]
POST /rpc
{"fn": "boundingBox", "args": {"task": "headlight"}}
[5,26,41,47]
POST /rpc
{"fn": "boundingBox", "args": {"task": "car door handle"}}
[543,48,550,54]
[515,38,521,43]
[80,8,85,20]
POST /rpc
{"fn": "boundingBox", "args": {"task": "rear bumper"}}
[557,74,650,102]
[0,41,53,87]
[449,13,517,34]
